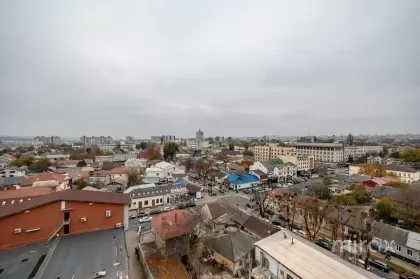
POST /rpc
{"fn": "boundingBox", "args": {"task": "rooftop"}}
[151,210,194,240]
[0,189,131,219]
[293,142,344,148]
[0,187,53,200]
[21,173,68,187]
[255,231,380,279]
[227,173,259,185]
[209,230,258,262]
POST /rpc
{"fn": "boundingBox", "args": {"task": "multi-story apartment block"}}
[34,136,61,145]
[344,145,383,160]
[80,136,113,146]
[125,136,135,143]
[254,144,297,162]
[293,142,344,163]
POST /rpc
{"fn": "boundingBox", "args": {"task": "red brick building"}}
[0,190,130,250]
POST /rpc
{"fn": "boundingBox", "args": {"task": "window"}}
[1,201,5,206]
[160,198,163,203]
[396,245,401,252]
[286,275,294,279]
[407,249,413,256]
[19,199,23,203]
[11,200,15,204]
[156,173,159,176]
[132,202,137,206]
[105,210,111,217]
[144,200,149,206]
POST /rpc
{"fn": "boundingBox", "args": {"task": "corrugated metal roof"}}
[227,173,259,185]
[255,231,380,279]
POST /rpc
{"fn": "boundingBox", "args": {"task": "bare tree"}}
[181,157,195,173]
[276,191,299,230]
[254,190,273,218]
[302,197,332,241]
[327,201,352,242]
[196,159,214,193]
[395,185,420,229]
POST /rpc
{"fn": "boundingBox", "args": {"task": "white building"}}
[128,184,188,210]
[253,231,380,279]
[344,146,383,160]
[97,143,136,151]
[0,168,26,178]
[250,159,297,181]
[349,164,420,184]
[293,142,344,163]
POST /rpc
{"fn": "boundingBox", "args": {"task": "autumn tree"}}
[276,191,299,230]
[242,141,249,150]
[302,197,332,241]
[76,177,87,189]
[242,150,254,156]
[136,142,148,150]
[163,142,179,160]
[10,156,34,167]
[147,143,161,160]
[357,163,376,176]
[254,190,273,218]
[127,169,141,186]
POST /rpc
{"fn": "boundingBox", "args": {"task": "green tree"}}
[76,177,87,189]
[127,170,140,186]
[243,150,254,156]
[77,160,87,167]
[11,156,35,167]
[163,142,179,160]
[390,151,400,158]
[399,147,420,162]
[137,142,148,150]
[28,158,52,172]
[347,155,354,164]
[374,198,395,220]
[242,141,249,151]
[228,142,234,151]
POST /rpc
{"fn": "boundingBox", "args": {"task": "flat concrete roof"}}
[254,231,380,279]
[0,229,128,279]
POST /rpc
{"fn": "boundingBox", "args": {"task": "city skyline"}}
[1,0,419,137]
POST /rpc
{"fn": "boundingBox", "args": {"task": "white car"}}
[293,229,307,238]
[94,270,106,278]
[163,206,172,212]
[139,216,152,223]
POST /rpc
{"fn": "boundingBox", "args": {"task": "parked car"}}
[129,214,136,219]
[271,220,284,227]
[137,210,148,217]
[177,203,186,209]
[315,238,331,250]
[94,270,107,278]
[399,274,419,279]
[139,216,153,223]
[293,229,307,238]
[150,209,162,215]
[368,259,389,272]
[163,206,172,212]
[243,189,251,194]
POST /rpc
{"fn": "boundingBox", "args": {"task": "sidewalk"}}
[125,230,145,279]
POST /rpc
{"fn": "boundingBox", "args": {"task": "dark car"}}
[315,238,332,250]
[271,220,284,227]
[137,210,148,217]
[150,209,162,215]
[246,204,252,208]
[368,259,389,272]
[266,209,275,216]
[186,202,196,208]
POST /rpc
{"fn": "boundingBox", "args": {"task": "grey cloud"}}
[0,0,419,138]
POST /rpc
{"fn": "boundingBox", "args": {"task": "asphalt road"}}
[369,266,398,279]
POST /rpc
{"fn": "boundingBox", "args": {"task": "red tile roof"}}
[151,210,194,240]
[137,151,150,159]
[0,189,131,219]
[0,187,53,200]
[21,173,68,187]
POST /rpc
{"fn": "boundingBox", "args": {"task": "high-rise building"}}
[34,136,61,144]
[196,129,204,149]
[79,136,113,146]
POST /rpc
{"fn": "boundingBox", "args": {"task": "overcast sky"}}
[1,0,419,139]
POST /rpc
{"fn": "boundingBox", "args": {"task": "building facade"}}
[344,146,383,160]
[277,155,315,173]
[0,190,130,250]
[254,144,297,162]
[80,136,113,146]
[0,168,26,178]
[349,164,420,184]
[293,142,344,163]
